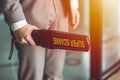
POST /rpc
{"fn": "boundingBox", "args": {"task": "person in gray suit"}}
[1,0,80,80]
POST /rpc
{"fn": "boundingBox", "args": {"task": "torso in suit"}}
[2,0,71,30]
[1,0,75,80]
[20,0,69,30]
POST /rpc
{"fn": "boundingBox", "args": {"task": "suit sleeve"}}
[1,0,26,25]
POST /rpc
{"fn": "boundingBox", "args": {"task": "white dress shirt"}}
[11,0,79,31]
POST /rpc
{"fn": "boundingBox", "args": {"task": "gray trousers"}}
[16,0,68,80]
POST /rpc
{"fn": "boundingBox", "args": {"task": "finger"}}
[72,13,76,25]
[68,17,74,29]
[30,25,39,30]
[20,38,28,44]
[73,16,80,29]
[69,24,73,30]
[69,13,77,29]
[24,35,36,46]
[72,12,80,29]
[33,26,39,30]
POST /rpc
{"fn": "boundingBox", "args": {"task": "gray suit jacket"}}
[1,0,72,26]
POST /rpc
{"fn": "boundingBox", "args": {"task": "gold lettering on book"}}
[70,39,84,48]
[53,37,85,48]
[53,37,69,46]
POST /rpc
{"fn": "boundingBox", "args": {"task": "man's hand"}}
[14,24,39,46]
[69,8,80,30]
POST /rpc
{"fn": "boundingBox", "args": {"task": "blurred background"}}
[0,0,120,80]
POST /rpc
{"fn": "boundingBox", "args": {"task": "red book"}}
[31,29,90,51]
